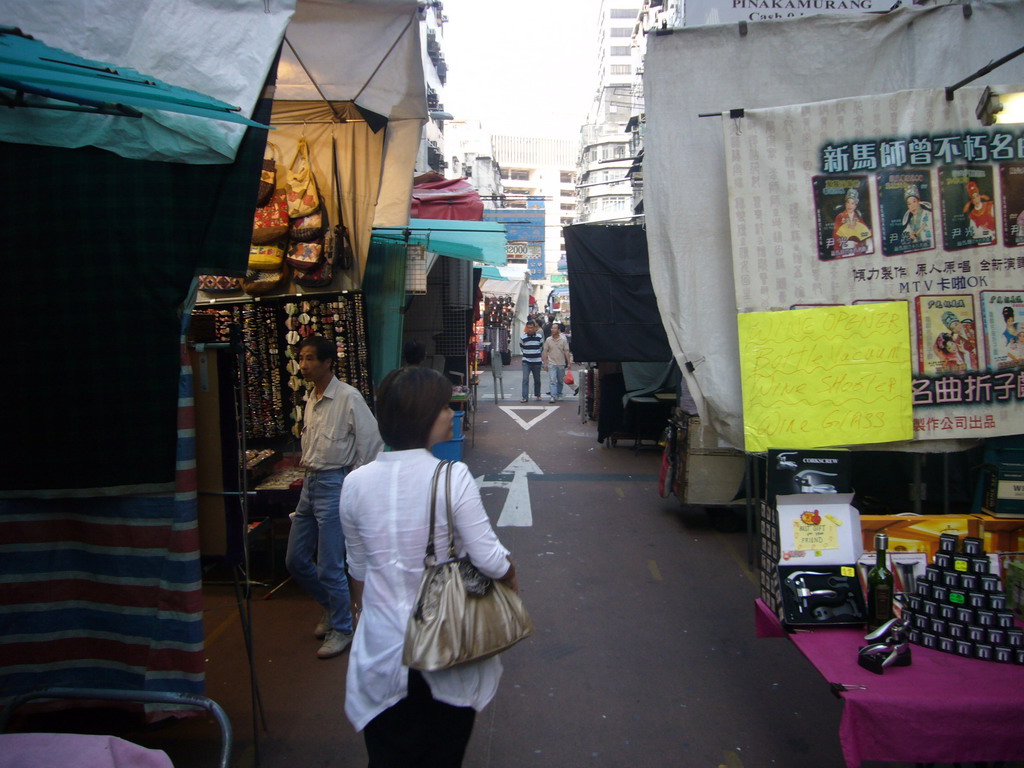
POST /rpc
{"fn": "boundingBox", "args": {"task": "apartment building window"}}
[505,188,531,197]
[560,203,575,211]
[500,169,509,179]
[507,199,527,209]
[610,64,631,75]
[615,145,626,158]
[610,27,632,37]
[560,189,575,197]
[560,171,574,183]
[510,169,530,181]
[560,218,574,227]
[610,9,639,18]
[610,46,631,56]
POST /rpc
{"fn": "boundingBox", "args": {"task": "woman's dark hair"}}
[296,335,336,367]
[402,339,427,366]
[376,366,452,449]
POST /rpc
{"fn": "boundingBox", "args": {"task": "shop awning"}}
[480,264,531,281]
[0,27,268,127]
[371,219,508,266]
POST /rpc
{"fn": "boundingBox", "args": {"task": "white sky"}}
[438,0,601,140]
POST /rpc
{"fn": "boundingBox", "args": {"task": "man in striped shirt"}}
[520,320,544,402]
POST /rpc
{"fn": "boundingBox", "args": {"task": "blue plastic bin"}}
[432,436,465,461]
[452,410,464,439]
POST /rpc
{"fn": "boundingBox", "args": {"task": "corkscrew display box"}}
[776,564,867,627]
[776,493,863,566]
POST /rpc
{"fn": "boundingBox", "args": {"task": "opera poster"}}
[1000,162,1024,248]
[724,85,1024,442]
[980,290,1024,371]
[877,169,935,256]
[939,165,997,251]
[915,294,979,376]
[813,175,874,261]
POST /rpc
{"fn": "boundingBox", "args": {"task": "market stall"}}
[0,0,427,710]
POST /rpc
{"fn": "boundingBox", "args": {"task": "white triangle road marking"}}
[499,405,557,431]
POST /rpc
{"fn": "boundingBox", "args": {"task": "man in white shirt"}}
[542,322,573,402]
[286,336,384,659]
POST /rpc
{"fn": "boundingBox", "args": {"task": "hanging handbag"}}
[327,136,356,271]
[294,253,334,288]
[249,241,285,271]
[197,274,242,294]
[403,461,533,672]
[286,238,325,272]
[242,264,290,297]
[290,203,326,242]
[285,137,320,218]
[252,189,289,244]
[257,142,280,207]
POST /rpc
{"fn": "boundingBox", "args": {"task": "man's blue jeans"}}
[548,364,566,399]
[522,361,541,399]
[285,467,352,634]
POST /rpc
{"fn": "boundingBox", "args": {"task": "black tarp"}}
[1,100,271,496]
[564,223,672,362]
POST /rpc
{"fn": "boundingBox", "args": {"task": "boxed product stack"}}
[900,532,1024,663]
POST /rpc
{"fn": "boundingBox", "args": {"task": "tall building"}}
[417,1,451,174]
[576,1,641,224]
[490,135,578,309]
[577,1,680,223]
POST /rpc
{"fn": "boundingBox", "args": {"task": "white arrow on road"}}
[476,452,542,527]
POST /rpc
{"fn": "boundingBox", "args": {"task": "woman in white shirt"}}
[340,366,519,767]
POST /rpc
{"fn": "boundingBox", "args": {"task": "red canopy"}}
[410,174,484,221]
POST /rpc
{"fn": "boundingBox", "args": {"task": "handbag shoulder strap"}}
[331,137,344,228]
[442,461,457,561]
[424,460,449,564]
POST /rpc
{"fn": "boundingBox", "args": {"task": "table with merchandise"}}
[757,595,1024,768]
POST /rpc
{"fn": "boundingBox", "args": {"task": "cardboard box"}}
[767,449,851,505]
[776,493,863,565]
[859,514,985,560]
[982,463,1024,518]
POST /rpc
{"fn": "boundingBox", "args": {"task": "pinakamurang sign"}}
[684,0,877,26]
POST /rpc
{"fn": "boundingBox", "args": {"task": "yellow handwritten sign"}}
[738,302,913,452]
[793,518,839,551]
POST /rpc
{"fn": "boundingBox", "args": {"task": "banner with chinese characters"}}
[725,85,1024,442]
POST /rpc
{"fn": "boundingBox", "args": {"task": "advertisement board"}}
[725,86,1024,443]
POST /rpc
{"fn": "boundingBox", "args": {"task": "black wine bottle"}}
[866,532,894,630]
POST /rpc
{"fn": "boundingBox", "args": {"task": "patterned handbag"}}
[242,264,290,296]
[289,203,326,242]
[252,189,288,244]
[249,241,286,271]
[285,138,320,218]
[286,238,324,271]
[197,274,242,293]
[256,142,280,207]
[294,252,334,288]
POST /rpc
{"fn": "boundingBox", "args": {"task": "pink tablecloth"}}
[0,733,173,768]
[756,600,1024,767]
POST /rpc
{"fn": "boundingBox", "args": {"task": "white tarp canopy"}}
[2,0,426,170]
[643,0,1024,451]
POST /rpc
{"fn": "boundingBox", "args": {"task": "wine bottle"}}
[866,532,894,630]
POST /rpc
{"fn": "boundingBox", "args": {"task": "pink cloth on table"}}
[0,733,173,768]
[786,624,1024,767]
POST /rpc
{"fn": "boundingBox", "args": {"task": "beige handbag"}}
[403,461,533,672]
[285,138,320,218]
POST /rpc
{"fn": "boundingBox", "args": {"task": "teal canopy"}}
[0,26,268,127]
[371,219,508,266]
